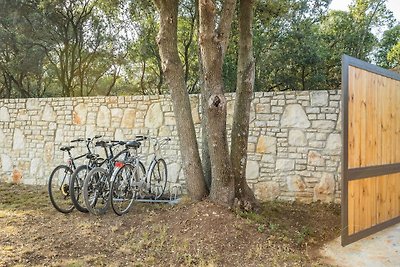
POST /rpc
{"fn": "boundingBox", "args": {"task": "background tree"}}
[1,0,399,99]
[0,0,48,98]
[375,24,400,69]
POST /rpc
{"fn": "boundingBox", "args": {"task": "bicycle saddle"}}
[60,146,74,151]
[95,141,108,147]
[126,141,141,149]
[86,154,99,159]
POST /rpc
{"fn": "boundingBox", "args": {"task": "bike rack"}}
[134,184,183,205]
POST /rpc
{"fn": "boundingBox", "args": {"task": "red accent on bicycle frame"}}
[115,162,124,168]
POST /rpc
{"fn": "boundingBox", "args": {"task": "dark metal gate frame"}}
[341,55,400,246]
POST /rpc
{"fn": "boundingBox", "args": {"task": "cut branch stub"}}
[208,94,226,110]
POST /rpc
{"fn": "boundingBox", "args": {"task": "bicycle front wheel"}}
[83,167,111,215]
[70,165,91,213]
[48,165,74,213]
[110,163,136,216]
[149,158,167,199]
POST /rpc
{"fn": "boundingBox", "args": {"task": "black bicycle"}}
[69,135,104,213]
[48,138,91,213]
[82,139,133,215]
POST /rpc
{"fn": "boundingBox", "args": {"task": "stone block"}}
[17,110,28,120]
[256,135,276,154]
[314,172,335,202]
[1,154,13,172]
[145,103,164,128]
[26,98,40,110]
[85,125,96,139]
[159,126,171,137]
[44,142,54,162]
[261,154,276,163]
[73,103,87,125]
[111,108,123,121]
[97,106,111,127]
[0,107,10,121]
[287,175,306,191]
[254,181,280,201]
[256,104,270,113]
[288,129,307,146]
[168,163,181,183]
[312,120,335,130]
[12,169,22,184]
[121,109,136,128]
[311,91,328,106]
[0,130,7,146]
[30,158,43,178]
[55,128,64,143]
[280,104,310,128]
[13,128,25,150]
[325,133,341,153]
[42,104,56,121]
[276,159,294,171]
[114,129,125,141]
[308,150,324,166]
[246,160,259,180]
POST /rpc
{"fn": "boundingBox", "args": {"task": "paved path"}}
[321,223,400,267]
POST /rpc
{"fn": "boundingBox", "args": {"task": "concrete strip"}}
[321,223,400,267]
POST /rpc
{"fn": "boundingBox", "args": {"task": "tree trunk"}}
[199,0,235,191]
[199,0,236,206]
[230,0,258,210]
[199,51,212,191]
[196,0,212,191]
[154,0,207,201]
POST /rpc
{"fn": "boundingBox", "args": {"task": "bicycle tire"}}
[48,165,75,213]
[149,158,168,199]
[110,162,145,216]
[83,167,111,215]
[70,165,91,213]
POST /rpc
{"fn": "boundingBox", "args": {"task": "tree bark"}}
[230,0,258,210]
[154,0,207,201]
[199,0,236,191]
[199,0,236,206]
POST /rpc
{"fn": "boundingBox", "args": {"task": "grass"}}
[0,182,341,266]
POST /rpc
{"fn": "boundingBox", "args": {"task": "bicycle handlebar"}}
[71,138,84,143]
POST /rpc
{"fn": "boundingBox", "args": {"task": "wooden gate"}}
[341,55,400,246]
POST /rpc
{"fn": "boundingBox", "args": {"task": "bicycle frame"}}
[144,137,170,183]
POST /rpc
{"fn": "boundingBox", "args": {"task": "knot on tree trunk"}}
[208,94,225,110]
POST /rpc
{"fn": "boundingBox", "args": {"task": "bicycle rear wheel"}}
[83,167,111,215]
[70,165,90,213]
[48,165,74,213]
[149,158,167,199]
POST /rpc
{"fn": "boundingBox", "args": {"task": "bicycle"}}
[69,135,104,213]
[82,138,142,215]
[48,138,92,213]
[110,137,170,216]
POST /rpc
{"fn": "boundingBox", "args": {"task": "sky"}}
[329,0,400,21]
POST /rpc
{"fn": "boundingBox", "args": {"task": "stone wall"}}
[0,90,342,202]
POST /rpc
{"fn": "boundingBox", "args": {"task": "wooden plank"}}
[389,78,396,164]
[381,176,388,223]
[359,179,368,231]
[396,173,400,217]
[348,66,357,168]
[359,69,367,167]
[396,79,400,163]
[348,180,356,235]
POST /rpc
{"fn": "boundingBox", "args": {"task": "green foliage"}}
[0,0,398,98]
[375,24,400,69]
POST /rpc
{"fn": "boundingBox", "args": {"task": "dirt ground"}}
[0,183,340,266]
